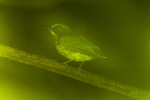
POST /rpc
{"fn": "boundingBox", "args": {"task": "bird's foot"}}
[78,61,84,70]
[64,60,72,66]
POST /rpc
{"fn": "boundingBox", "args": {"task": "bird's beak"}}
[43,27,52,31]
[44,27,56,38]
[48,28,52,31]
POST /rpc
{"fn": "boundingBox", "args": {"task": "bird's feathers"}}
[58,35,106,59]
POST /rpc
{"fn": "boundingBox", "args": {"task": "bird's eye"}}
[57,26,61,30]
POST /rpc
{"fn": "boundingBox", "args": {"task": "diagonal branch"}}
[0,44,150,100]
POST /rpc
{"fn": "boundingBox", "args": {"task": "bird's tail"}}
[97,54,109,63]
[96,54,121,69]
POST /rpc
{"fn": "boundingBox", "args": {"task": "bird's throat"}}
[51,31,58,42]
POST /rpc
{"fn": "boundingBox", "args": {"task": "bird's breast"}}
[56,45,93,62]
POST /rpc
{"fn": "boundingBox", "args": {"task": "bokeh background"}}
[0,0,150,100]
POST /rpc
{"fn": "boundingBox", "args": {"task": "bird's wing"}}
[59,35,106,59]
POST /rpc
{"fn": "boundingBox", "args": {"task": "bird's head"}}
[48,24,72,40]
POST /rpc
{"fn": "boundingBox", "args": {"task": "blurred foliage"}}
[0,0,150,100]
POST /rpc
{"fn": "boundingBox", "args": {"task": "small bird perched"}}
[48,24,107,68]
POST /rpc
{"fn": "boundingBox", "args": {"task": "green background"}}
[0,0,150,100]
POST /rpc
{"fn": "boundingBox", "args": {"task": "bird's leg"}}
[79,61,84,69]
[64,60,72,66]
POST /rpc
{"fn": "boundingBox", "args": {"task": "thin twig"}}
[0,44,150,100]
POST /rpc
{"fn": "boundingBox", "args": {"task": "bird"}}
[48,24,107,68]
